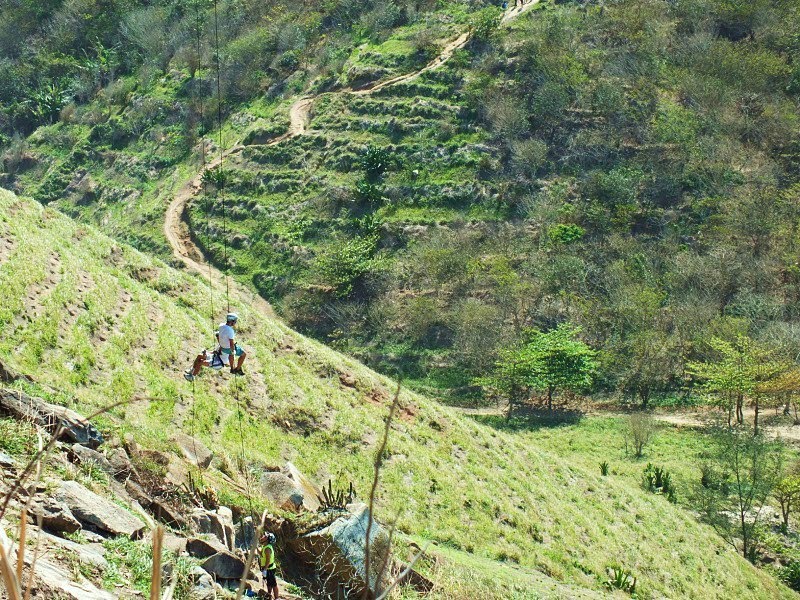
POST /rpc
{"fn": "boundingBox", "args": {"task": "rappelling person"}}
[184,312,247,380]
[218,312,247,376]
[259,532,280,600]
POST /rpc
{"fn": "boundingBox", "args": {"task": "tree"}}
[775,471,800,534]
[478,323,597,416]
[696,426,783,561]
[687,335,785,432]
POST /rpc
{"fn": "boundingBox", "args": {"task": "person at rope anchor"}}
[259,532,280,599]
[184,312,247,380]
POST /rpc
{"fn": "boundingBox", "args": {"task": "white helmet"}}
[226,313,239,323]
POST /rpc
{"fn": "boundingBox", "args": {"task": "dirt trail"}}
[164,2,538,313]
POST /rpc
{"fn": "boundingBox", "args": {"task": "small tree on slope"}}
[479,323,598,417]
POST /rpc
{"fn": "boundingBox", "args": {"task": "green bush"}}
[643,463,677,503]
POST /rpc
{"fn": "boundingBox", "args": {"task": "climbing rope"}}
[233,378,258,525]
[212,0,231,314]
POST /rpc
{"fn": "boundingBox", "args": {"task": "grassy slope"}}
[0,187,793,599]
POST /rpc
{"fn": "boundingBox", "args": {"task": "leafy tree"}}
[695,425,783,561]
[478,323,597,415]
[687,335,786,432]
[774,470,800,533]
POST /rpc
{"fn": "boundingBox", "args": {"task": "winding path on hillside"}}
[164,2,537,313]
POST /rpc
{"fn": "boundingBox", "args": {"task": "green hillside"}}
[4,0,800,406]
[1,187,795,598]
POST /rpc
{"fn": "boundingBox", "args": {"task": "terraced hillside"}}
[1,187,795,598]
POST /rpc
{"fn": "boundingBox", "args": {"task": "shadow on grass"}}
[469,407,584,432]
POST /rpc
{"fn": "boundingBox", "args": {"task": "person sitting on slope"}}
[184,313,247,380]
[218,312,247,376]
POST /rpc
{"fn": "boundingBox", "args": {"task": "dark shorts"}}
[262,568,277,588]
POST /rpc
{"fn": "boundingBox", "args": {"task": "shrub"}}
[599,461,609,476]
[604,566,636,594]
[548,223,585,245]
[643,463,677,503]
[625,413,656,458]
[779,560,800,592]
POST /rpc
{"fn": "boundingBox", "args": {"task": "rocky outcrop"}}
[173,432,214,469]
[261,462,321,513]
[58,481,146,538]
[190,507,235,550]
[25,557,114,600]
[0,389,103,448]
[68,444,114,476]
[187,536,228,559]
[201,550,246,579]
[30,497,82,535]
[286,503,391,599]
[0,359,30,383]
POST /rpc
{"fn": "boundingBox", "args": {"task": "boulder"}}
[0,451,16,468]
[190,507,235,550]
[58,480,146,538]
[283,462,322,512]
[41,531,108,570]
[163,532,188,555]
[187,536,228,559]
[0,358,30,383]
[25,557,115,600]
[107,447,134,479]
[201,550,246,580]
[235,516,256,550]
[290,503,390,599]
[0,389,103,448]
[261,463,322,514]
[151,499,187,529]
[173,432,214,469]
[191,566,216,600]
[261,472,306,512]
[69,444,114,476]
[30,496,81,535]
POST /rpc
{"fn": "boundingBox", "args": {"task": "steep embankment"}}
[0,188,793,598]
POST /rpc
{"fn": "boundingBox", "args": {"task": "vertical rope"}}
[212,0,231,313]
[233,380,257,524]
[194,2,216,332]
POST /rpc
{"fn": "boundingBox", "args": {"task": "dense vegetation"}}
[1,187,797,599]
[7,0,799,406]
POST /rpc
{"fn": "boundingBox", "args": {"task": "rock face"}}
[69,444,114,476]
[290,503,390,599]
[201,550,246,580]
[58,480,146,538]
[0,359,30,383]
[31,497,82,535]
[173,432,214,469]
[0,389,103,447]
[261,462,321,513]
[27,557,115,600]
[187,536,228,559]
[190,507,235,550]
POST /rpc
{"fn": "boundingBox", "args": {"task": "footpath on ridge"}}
[164,2,538,317]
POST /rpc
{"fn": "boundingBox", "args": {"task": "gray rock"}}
[41,531,108,570]
[190,507,235,550]
[31,496,81,535]
[0,451,16,468]
[0,359,30,383]
[25,556,115,600]
[187,536,228,559]
[58,480,146,538]
[235,516,256,550]
[291,503,390,598]
[69,444,114,476]
[261,472,309,513]
[0,389,103,448]
[201,550,246,580]
[283,462,322,512]
[173,432,214,469]
[151,499,187,529]
[107,447,133,479]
